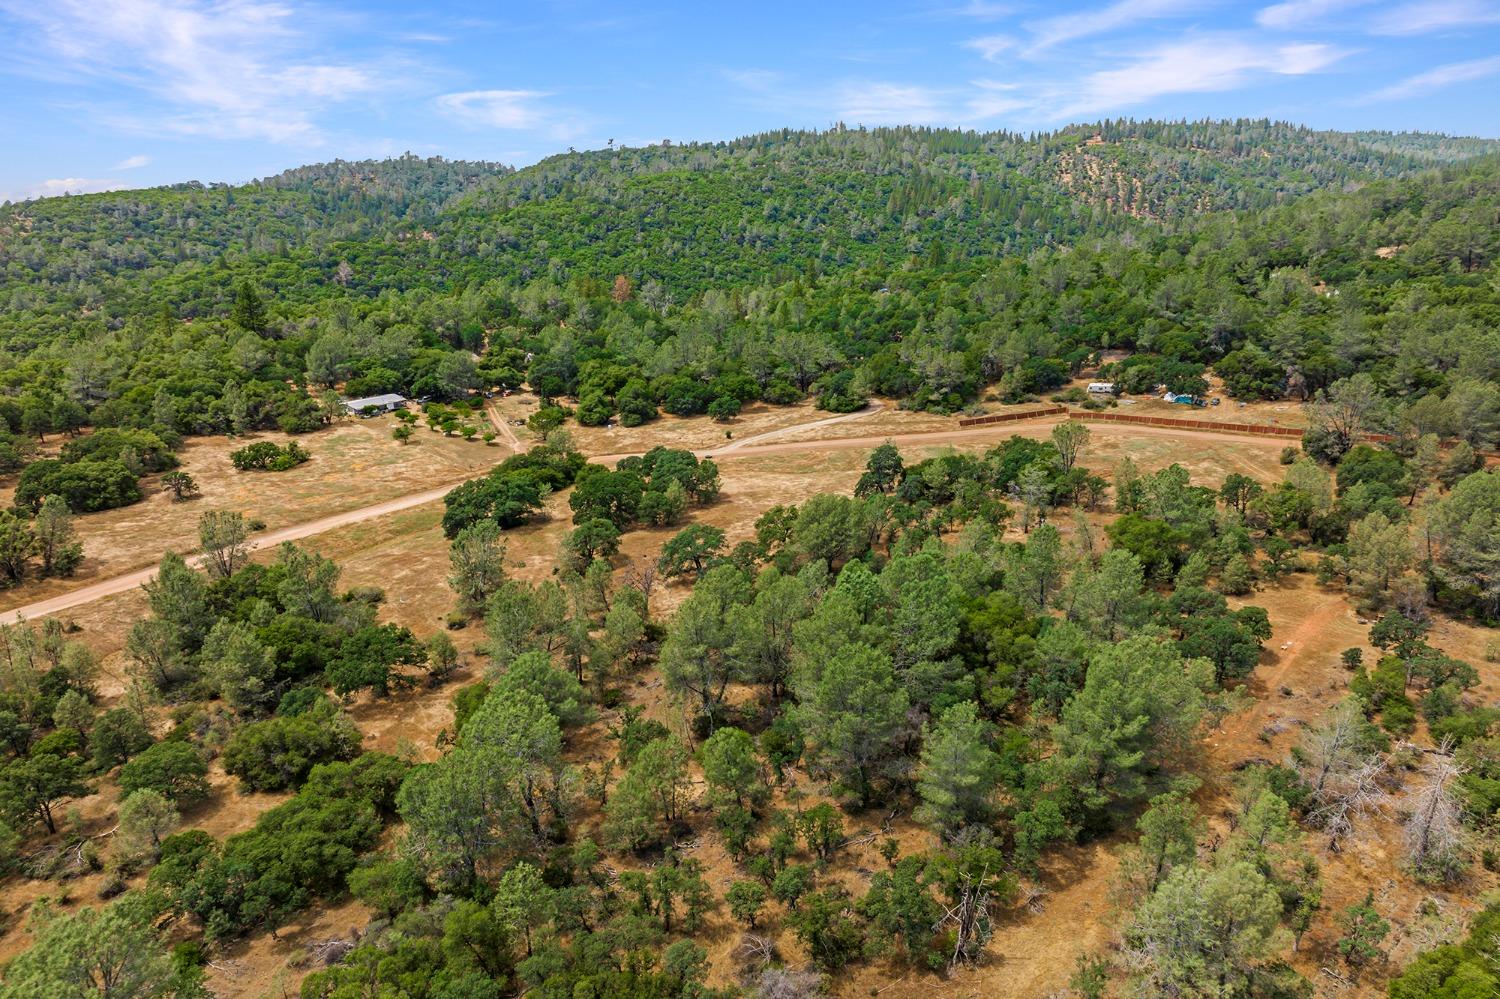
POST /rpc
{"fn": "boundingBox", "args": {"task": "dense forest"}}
[2,120,1500,998]
[1,121,1497,462]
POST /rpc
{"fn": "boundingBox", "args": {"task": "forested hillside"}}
[4,121,1495,325]
[0,121,1496,470]
[3,120,1500,999]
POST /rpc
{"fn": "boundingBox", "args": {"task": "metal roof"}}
[342,393,406,409]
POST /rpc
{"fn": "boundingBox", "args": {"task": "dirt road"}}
[5,411,1293,624]
[4,482,465,624]
[481,399,525,451]
[591,410,1292,464]
[711,400,884,452]
[711,415,1291,459]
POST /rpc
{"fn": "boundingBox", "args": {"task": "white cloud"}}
[4,176,126,202]
[1370,0,1500,33]
[727,26,1348,132]
[725,67,1026,129]
[966,80,1028,118]
[834,82,954,125]
[0,0,393,143]
[436,89,552,129]
[722,69,785,93]
[1025,0,1202,54]
[1054,36,1347,117]
[1255,0,1375,29]
[435,89,586,139]
[114,154,150,170]
[940,1,1016,19]
[1364,54,1500,100]
[963,34,1017,60]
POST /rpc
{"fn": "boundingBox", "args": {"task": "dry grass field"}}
[0,398,1491,998]
[0,415,499,614]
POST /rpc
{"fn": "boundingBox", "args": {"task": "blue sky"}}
[2,0,1499,202]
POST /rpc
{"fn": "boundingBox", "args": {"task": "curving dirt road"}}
[5,411,1292,624]
[4,482,464,624]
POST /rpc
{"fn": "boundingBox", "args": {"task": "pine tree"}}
[230,279,267,332]
[793,643,909,807]
[33,495,82,577]
[914,701,1000,840]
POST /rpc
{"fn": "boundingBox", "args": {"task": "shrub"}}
[14,459,141,513]
[150,756,390,941]
[229,441,310,472]
[327,623,424,697]
[90,708,153,770]
[118,741,210,803]
[59,429,177,472]
[221,700,360,792]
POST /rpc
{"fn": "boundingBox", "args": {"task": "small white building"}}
[343,393,406,416]
[1086,382,1115,395]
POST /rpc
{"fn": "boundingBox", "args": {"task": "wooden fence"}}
[1066,411,1304,438]
[957,405,1066,428]
[956,406,1499,460]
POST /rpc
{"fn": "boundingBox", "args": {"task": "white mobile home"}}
[342,393,407,416]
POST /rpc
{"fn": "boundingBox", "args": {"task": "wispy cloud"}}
[966,79,1028,118]
[0,0,396,143]
[113,154,150,170]
[1024,0,1202,54]
[963,34,1017,60]
[1364,53,1500,99]
[436,89,551,128]
[1053,36,1348,117]
[833,81,955,124]
[728,69,953,126]
[4,176,127,202]
[1371,0,1500,34]
[834,78,1027,125]
[435,89,586,139]
[1255,0,1375,30]
[729,27,1349,130]
[723,69,786,94]
[938,1,1016,19]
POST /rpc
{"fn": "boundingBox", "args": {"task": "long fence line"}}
[1067,411,1500,458]
[951,404,1500,462]
[956,404,1299,438]
[956,405,1067,427]
[1065,410,1305,438]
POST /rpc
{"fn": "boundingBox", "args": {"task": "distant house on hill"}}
[342,393,406,416]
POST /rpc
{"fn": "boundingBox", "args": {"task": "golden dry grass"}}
[0,415,499,613]
[0,401,1489,999]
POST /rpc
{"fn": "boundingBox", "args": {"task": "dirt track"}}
[711,400,884,452]
[481,399,525,451]
[5,413,1292,624]
[4,482,465,624]
[696,414,1292,461]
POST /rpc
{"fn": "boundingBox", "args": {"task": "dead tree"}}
[938,857,1005,969]
[1404,747,1466,879]
[1307,756,1387,850]
[1296,700,1389,849]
